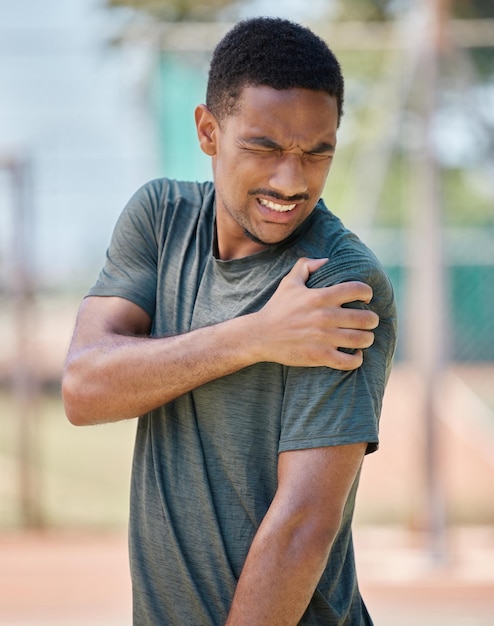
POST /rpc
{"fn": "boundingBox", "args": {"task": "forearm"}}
[63,257,380,426]
[62,314,262,425]
[226,511,336,625]
[226,444,366,625]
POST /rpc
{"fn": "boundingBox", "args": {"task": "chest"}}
[151,219,294,336]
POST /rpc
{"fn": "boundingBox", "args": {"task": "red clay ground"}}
[0,526,493,626]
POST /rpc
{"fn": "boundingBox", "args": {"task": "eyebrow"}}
[307,141,336,154]
[243,136,335,154]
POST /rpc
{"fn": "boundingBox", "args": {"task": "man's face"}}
[196,85,339,260]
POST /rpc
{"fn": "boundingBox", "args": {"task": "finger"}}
[325,348,364,371]
[305,257,329,275]
[319,281,373,306]
[332,328,376,350]
[312,301,378,331]
[335,307,379,331]
[287,257,329,284]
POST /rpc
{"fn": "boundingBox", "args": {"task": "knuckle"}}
[360,309,379,329]
[346,280,373,302]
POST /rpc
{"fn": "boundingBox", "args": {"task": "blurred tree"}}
[334,0,494,20]
[451,0,494,18]
[451,0,494,76]
[333,0,396,21]
[106,0,235,21]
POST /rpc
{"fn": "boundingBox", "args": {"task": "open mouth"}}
[258,198,297,213]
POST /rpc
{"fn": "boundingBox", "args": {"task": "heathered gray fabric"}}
[88,178,397,625]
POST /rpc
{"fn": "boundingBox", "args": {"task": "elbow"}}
[293,509,344,564]
[61,370,84,426]
[61,364,96,426]
[62,358,130,425]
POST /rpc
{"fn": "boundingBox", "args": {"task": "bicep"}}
[276,443,366,525]
[68,296,152,354]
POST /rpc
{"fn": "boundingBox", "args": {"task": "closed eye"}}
[238,137,335,160]
[304,151,333,161]
[239,137,282,154]
[304,141,335,161]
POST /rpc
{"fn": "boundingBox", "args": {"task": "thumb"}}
[289,257,328,284]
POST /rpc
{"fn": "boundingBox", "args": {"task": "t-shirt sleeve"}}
[279,252,397,455]
[86,180,163,318]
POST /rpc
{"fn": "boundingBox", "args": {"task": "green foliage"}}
[331,0,491,21]
[106,0,233,21]
[328,146,494,229]
[333,0,494,21]
[442,168,494,226]
[333,0,397,21]
[452,0,494,18]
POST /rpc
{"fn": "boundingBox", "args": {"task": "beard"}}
[241,226,271,247]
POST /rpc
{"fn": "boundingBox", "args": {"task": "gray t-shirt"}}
[88,178,397,625]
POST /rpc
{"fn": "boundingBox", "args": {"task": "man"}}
[63,17,397,626]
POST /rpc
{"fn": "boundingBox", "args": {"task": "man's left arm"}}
[226,256,397,624]
[225,442,367,626]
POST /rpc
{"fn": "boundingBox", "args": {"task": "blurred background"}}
[1,0,493,624]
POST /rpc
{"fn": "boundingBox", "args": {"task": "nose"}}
[268,153,308,198]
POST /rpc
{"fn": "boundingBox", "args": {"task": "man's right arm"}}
[62,258,378,425]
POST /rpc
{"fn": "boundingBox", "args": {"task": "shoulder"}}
[300,202,389,283]
[292,201,363,264]
[311,250,396,324]
[298,202,396,320]
[114,178,215,241]
[126,178,214,216]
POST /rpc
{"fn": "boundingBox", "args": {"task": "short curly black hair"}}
[206,17,344,126]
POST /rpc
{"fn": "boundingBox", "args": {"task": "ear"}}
[195,104,218,156]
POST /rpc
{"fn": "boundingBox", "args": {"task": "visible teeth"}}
[259,198,297,212]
